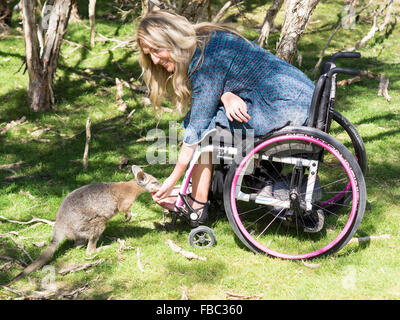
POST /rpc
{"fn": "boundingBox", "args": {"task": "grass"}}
[1,0,400,300]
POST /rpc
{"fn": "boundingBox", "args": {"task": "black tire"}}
[188,226,216,248]
[331,110,367,175]
[223,126,366,259]
[325,111,367,212]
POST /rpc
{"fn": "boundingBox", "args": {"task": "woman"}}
[136,10,314,220]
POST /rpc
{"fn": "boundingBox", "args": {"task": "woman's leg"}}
[190,152,212,210]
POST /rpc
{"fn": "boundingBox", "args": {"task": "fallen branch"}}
[63,39,92,53]
[115,78,128,112]
[378,73,391,102]
[58,259,105,275]
[337,70,391,101]
[0,215,54,226]
[111,59,126,73]
[3,234,34,263]
[120,78,148,94]
[12,282,91,300]
[348,0,394,51]
[19,138,51,143]
[301,260,321,269]
[125,109,136,124]
[78,19,133,49]
[226,291,262,300]
[165,240,206,261]
[180,286,189,300]
[0,261,13,271]
[83,117,91,170]
[0,116,27,135]
[29,127,51,137]
[137,247,144,272]
[4,173,52,183]
[117,238,134,254]
[348,234,392,244]
[0,161,26,173]
[0,285,23,296]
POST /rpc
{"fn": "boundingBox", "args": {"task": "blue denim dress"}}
[182,31,314,146]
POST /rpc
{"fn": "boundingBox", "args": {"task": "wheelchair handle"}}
[328,51,361,62]
[327,67,360,78]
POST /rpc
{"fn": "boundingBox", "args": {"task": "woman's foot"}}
[184,194,210,226]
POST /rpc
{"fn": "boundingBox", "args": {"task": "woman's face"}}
[140,39,175,73]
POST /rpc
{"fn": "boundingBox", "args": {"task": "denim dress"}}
[182,31,314,146]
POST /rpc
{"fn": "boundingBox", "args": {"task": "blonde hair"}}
[136,10,246,113]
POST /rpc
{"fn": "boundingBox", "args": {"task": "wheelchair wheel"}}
[331,110,367,175]
[324,111,367,213]
[188,226,216,248]
[223,126,366,259]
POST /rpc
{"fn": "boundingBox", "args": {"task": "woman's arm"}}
[152,143,197,202]
[221,92,251,123]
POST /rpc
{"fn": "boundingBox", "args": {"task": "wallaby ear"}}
[131,165,143,179]
[136,171,149,186]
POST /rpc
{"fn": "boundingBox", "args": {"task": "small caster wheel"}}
[188,226,216,248]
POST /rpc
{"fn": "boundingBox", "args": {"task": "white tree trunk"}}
[22,0,72,111]
[258,0,284,48]
[276,0,320,63]
[89,0,96,48]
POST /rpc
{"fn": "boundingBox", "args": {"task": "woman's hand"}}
[221,92,251,123]
[152,176,176,203]
[152,143,197,203]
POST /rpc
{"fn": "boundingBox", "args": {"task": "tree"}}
[0,0,12,29]
[143,0,210,22]
[276,0,320,63]
[21,0,72,112]
[258,0,284,48]
[89,0,96,47]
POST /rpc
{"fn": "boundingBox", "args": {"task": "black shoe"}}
[178,193,210,227]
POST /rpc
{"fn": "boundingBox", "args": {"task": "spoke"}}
[313,203,341,217]
[238,205,265,217]
[257,208,285,239]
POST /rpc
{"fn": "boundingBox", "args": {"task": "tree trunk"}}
[212,0,232,24]
[22,0,72,112]
[143,0,210,22]
[276,0,320,63]
[180,0,209,22]
[70,0,80,22]
[89,0,96,48]
[0,0,11,27]
[257,0,284,48]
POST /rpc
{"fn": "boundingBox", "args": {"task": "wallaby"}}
[4,165,161,285]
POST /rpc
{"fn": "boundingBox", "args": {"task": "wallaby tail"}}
[4,234,62,286]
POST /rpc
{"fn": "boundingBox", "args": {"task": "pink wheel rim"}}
[230,134,359,259]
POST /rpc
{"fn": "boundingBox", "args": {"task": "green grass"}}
[1,0,400,300]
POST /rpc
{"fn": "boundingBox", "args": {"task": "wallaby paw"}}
[124,212,132,222]
[124,210,138,222]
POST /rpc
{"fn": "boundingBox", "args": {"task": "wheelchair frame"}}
[163,52,367,258]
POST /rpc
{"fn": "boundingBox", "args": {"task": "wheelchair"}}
[161,52,367,260]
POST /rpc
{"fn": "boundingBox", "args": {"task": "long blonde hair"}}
[136,10,245,113]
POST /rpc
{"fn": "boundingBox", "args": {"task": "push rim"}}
[229,133,359,259]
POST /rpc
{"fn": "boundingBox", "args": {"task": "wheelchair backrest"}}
[306,51,361,133]
[306,62,337,132]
